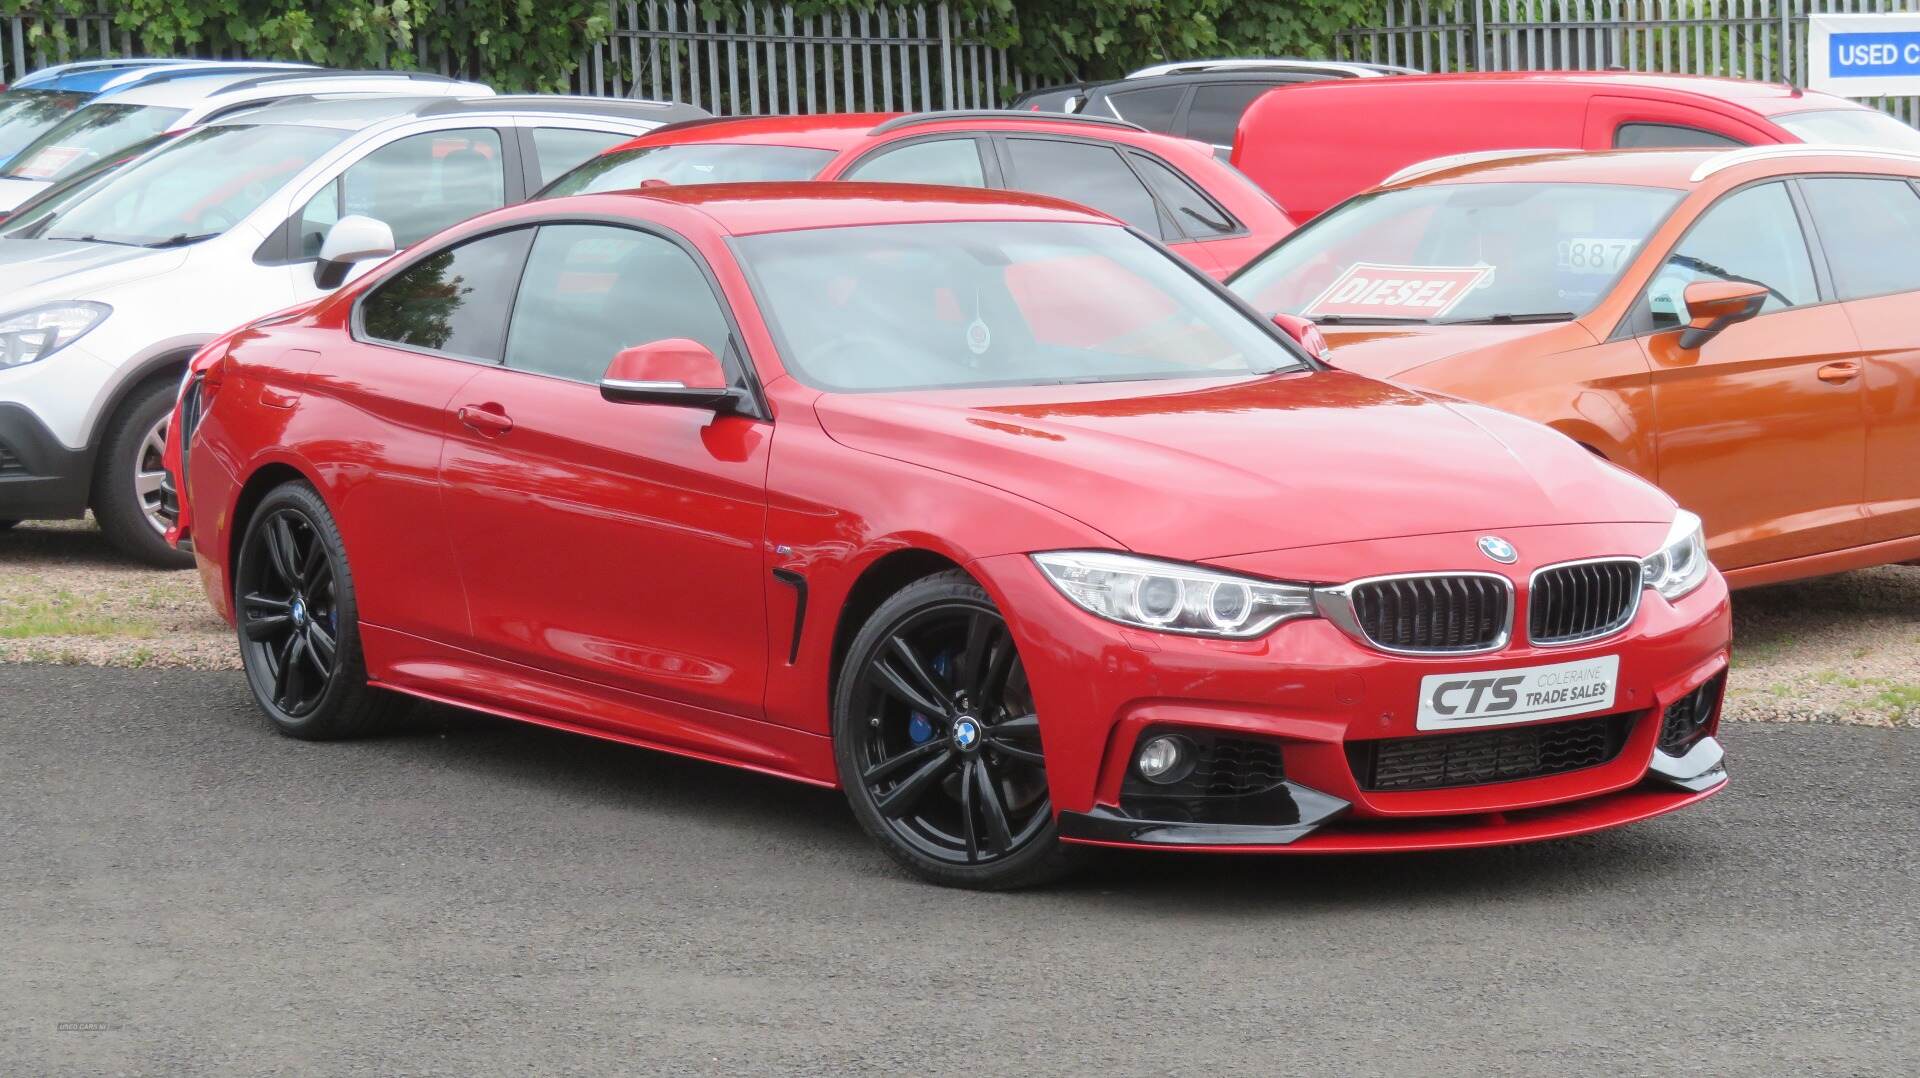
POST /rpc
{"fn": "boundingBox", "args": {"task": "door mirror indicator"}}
[1677,281,1767,350]
[600,338,740,410]
[1271,311,1332,363]
[315,215,397,289]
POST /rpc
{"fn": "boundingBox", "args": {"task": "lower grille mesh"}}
[1659,676,1724,754]
[1349,714,1632,791]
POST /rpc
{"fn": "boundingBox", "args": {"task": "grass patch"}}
[0,591,161,641]
[1871,683,1920,717]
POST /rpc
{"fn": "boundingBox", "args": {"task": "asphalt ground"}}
[2,663,1915,1076]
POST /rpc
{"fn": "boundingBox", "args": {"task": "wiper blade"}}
[144,232,219,248]
[1438,312,1576,325]
[43,233,143,247]
[1310,314,1431,325]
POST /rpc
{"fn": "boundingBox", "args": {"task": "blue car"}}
[0,59,313,166]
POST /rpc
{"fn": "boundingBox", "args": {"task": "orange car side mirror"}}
[1678,281,1767,350]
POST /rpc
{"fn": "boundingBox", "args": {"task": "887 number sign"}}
[1556,237,1641,274]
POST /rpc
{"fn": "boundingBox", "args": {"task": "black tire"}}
[833,569,1084,890]
[92,378,192,569]
[233,480,410,740]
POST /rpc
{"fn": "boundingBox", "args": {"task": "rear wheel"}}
[834,570,1082,890]
[92,379,192,568]
[234,481,409,739]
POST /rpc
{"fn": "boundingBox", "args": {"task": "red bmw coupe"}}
[172,184,1731,889]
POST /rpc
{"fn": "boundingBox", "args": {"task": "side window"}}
[1003,138,1160,235]
[333,127,506,249]
[502,224,731,384]
[530,127,628,186]
[1104,86,1185,132]
[360,228,533,359]
[1129,152,1237,237]
[1614,123,1744,149]
[1798,176,1920,299]
[1184,83,1274,148]
[843,138,986,187]
[1646,182,1816,326]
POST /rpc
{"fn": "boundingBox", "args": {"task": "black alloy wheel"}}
[234,481,408,739]
[835,570,1082,889]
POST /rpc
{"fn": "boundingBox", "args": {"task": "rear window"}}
[540,142,835,197]
[1775,108,1920,151]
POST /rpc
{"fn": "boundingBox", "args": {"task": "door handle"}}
[1817,361,1862,385]
[457,403,513,436]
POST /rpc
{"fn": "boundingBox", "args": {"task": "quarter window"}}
[1129,153,1236,237]
[843,138,987,187]
[1003,137,1161,235]
[1613,123,1743,149]
[1104,86,1185,132]
[1646,182,1816,326]
[1184,83,1274,147]
[360,228,534,360]
[502,224,732,384]
[301,128,507,252]
[1798,176,1920,299]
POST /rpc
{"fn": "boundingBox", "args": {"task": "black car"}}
[1011,59,1418,155]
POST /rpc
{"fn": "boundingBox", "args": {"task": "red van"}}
[1233,71,1920,221]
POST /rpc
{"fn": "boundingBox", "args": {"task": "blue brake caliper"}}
[906,651,956,744]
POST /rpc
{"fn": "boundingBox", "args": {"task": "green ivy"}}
[0,0,1383,92]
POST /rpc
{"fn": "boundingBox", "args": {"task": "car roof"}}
[607,109,1169,155]
[210,93,701,130]
[91,69,480,109]
[11,59,316,94]
[546,181,1118,235]
[1380,144,1920,191]
[1331,70,1858,117]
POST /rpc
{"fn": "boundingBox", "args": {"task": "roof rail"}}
[95,62,323,93]
[1381,147,1579,186]
[868,109,1145,135]
[1126,58,1416,79]
[12,58,180,87]
[415,96,708,123]
[1689,142,1920,181]
[210,68,462,95]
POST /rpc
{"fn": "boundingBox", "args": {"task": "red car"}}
[174,184,1731,889]
[1234,72,1920,221]
[538,110,1291,277]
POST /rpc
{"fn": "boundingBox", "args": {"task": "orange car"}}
[1231,145,1920,587]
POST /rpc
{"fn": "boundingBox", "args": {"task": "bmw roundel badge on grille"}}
[1478,535,1519,564]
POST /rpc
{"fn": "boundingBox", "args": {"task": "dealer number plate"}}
[1415,655,1620,732]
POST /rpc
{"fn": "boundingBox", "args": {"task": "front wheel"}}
[833,570,1083,890]
[92,379,192,568]
[234,480,409,739]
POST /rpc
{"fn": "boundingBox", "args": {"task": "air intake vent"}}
[1530,558,1642,645]
[1338,574,1511,653]
[1348,714,1631,791]
[0,440,25,477]
[1659,675,1724,754]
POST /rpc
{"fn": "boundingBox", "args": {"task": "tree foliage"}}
[0,0,1381,92]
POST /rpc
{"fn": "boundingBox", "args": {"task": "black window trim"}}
[253,123,524,267]
[350,212,772,421]
[988,131,1246,243]
[837,130,1005,187]
[1608,175,1829,342]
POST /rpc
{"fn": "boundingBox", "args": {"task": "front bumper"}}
[972,526,1733,854]
[0,400,92,519]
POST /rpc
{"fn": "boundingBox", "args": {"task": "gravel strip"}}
[5,518,1916,726]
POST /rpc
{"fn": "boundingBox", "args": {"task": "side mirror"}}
[1271,312,1332,363]
[1677,281,1766,350]
[600,338,740,410]
[314,214,396,289]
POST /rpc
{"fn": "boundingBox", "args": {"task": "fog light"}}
[1135,734,1192,784]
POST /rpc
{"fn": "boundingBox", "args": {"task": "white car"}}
[0,93,705,563]
[0,68,492,212]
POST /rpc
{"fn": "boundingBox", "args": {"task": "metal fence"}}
[576,3,1030,113]
[0,2,1029,116]
[1334,0,1920,123]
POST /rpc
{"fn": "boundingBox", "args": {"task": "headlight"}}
[0,302,109,369]
[1641,510,1711,601]
[1032,551,1316,638]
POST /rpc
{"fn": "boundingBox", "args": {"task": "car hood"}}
[812,370,1674,565]
[0,176,50,213]
[0,236,186,301]
[1318,322,1586,380]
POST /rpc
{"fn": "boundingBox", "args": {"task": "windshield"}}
[0,89,91,162]
[8,123,346,248]
[737,220,1305,392]
[1230,182,1684,324]
[2,103,186,182]
[1776,108,1920,151]
[541,143,835,197]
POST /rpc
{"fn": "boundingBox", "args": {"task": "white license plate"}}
[1415,655,1620,731]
